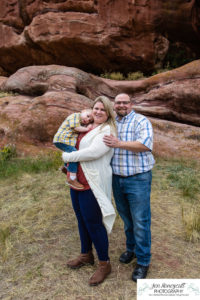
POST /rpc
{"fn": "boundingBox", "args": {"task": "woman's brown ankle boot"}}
[67,251,94,269]
[89,260,111,286]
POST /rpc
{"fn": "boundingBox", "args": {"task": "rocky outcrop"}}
[0,61,200,158]
[150,117,200,160]
[0,60,200,153]
[0,0,200,75]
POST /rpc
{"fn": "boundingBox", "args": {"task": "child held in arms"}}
[53,109,93,189]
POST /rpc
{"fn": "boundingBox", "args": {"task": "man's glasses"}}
[115,101,131,105]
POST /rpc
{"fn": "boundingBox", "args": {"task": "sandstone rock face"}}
[0,66,94,146]
[0,60,200,154]
[0,0,200,75]
[150,117,200,161]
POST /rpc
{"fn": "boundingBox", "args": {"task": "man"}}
[103,93,155,282]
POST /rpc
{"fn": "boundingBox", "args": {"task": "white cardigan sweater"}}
[62,125,116,234]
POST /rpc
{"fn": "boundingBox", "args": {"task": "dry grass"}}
[0,157,200,300]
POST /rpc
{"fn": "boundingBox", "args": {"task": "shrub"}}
[0,91,18,98]
[101,71,145,80]
[0,144,17,161]
[100,72,124,80]
[127,71,145,80]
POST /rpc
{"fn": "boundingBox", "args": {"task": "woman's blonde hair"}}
[92,96,117,134]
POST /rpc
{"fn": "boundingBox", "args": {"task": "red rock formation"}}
[0,0,200,75]
[0,60,200,152]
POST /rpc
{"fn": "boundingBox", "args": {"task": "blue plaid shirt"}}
[111,110,155,176]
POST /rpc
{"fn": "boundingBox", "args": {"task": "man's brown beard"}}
[116,110,128,117]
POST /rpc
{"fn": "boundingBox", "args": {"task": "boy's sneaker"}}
[59,166,68,175]
[66,178,84,190]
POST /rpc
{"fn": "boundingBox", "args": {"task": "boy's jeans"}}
[112,171,152,266]
[54,142,78,173]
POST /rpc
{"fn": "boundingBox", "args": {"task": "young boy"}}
[53,109,93,189]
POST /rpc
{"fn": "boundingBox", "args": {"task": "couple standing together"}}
[57,93,155,286]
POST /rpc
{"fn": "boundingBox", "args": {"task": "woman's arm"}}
[62,127,111,162]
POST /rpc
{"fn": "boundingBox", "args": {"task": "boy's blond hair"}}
[81,108,93,114]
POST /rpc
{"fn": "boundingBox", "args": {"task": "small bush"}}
[49,150,63,168]
[127,71,145,80]
[0,91,18,98]
[101,72,124,80]
[100,71,145,81]
[0,144,17,161]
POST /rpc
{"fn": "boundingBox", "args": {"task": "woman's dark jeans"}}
[70,188,109,261]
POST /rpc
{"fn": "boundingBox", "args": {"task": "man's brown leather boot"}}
[89,260,111,286]
[67,251,94,269]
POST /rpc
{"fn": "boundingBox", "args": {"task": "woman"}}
[62,96,116,286]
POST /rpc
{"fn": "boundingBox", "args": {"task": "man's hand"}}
[104,134,150,152]
[103,134,121,148]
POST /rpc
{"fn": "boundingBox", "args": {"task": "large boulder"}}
[0,61,200,156]
[0,0,200,75]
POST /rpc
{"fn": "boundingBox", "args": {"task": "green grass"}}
[0,227,11,247]
[153,157,200,242]
[0,151,62,179]
[1,153,199,240]
[166,162,200,199]
[0,154,199,299]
